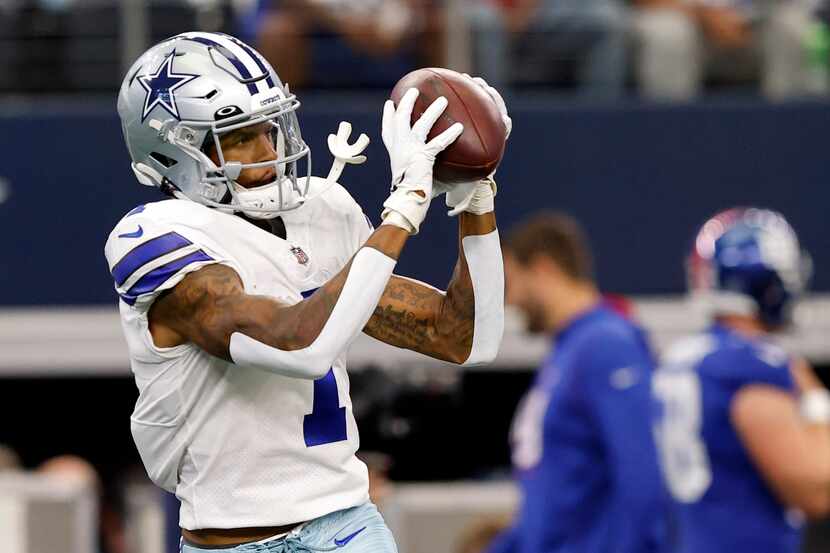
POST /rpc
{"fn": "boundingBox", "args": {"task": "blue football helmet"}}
[687,208,811,327]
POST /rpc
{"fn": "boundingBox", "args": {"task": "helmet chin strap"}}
[229,174,296,220]
[224,151,309,217]
[191,171,323,216]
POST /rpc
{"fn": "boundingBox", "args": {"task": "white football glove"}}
[433,75,511,217]
[468,74,512,140]
[381,88,464,234]
[433,177,498,217]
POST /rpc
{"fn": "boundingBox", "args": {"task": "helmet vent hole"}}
[150,152,178,168]
[205,89,218,99]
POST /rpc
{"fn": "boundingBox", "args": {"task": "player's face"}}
[209,122,278,189]
[505,253,549,334]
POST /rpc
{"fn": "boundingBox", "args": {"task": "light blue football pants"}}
[180,503,397,553]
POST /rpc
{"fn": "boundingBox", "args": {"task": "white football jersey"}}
[103,177,374,530]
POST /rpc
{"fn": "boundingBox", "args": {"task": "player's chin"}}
[237,170,278,190]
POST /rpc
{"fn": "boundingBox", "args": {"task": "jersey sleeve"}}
[338,185,373,255]
[104,206,232,311]
[352,208,374,250]
[316,179,374,257]
[732,341,794,392]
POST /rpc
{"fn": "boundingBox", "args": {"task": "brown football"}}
[390,68,506,184]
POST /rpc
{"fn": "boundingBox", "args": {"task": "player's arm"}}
[363,210,502,365]
[364,77,509,366]
[731,358,830,518]
[149,227,407,378]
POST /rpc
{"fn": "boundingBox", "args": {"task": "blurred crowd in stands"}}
[3,0,830,100]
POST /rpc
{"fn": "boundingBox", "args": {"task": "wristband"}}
[801,389,830,424]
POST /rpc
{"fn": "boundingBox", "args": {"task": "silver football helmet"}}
[117,31,311,219]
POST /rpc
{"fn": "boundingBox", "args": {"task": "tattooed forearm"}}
[364,212,496,363]
[385,278,435,310]
[367,304,432,348]
[363,276,449,356]
[436,262,475,349]
[363,266,475,364]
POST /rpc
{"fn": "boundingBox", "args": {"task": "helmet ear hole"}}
[149,152,178,168]
[200,132,216,156]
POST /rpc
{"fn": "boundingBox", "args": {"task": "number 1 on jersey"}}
[304,368,348,447]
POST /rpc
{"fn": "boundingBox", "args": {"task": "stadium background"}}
[1,1,829,552]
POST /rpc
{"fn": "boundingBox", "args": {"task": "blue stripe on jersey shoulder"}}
[301,288,319,299]
[111,231,192,286]
[120,249,214,305]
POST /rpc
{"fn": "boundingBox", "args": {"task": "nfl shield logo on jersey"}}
[290,245,309,265]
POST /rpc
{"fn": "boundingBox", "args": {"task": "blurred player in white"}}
[652,208,830,553]
[105,32,507,552]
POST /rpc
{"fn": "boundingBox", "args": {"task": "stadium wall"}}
[1,97,828,306]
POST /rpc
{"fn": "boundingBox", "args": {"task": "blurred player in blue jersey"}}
[652,207,830,553]
[492,212,667,553]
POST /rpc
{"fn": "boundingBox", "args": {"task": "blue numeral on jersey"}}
[303,368,347,447]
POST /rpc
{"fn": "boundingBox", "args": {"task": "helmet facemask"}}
[165,95,312,219]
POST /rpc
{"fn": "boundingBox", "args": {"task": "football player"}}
[104,32,507,552]
[652,208,830,553]
[491,212,667,553]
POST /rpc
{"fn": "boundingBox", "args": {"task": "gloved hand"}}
[468,74,512,140]
[380,88,464,234]
[433,75,510,217]
[433,177,498,217]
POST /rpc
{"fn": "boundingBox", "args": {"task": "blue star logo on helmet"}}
[138,50,199,123]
